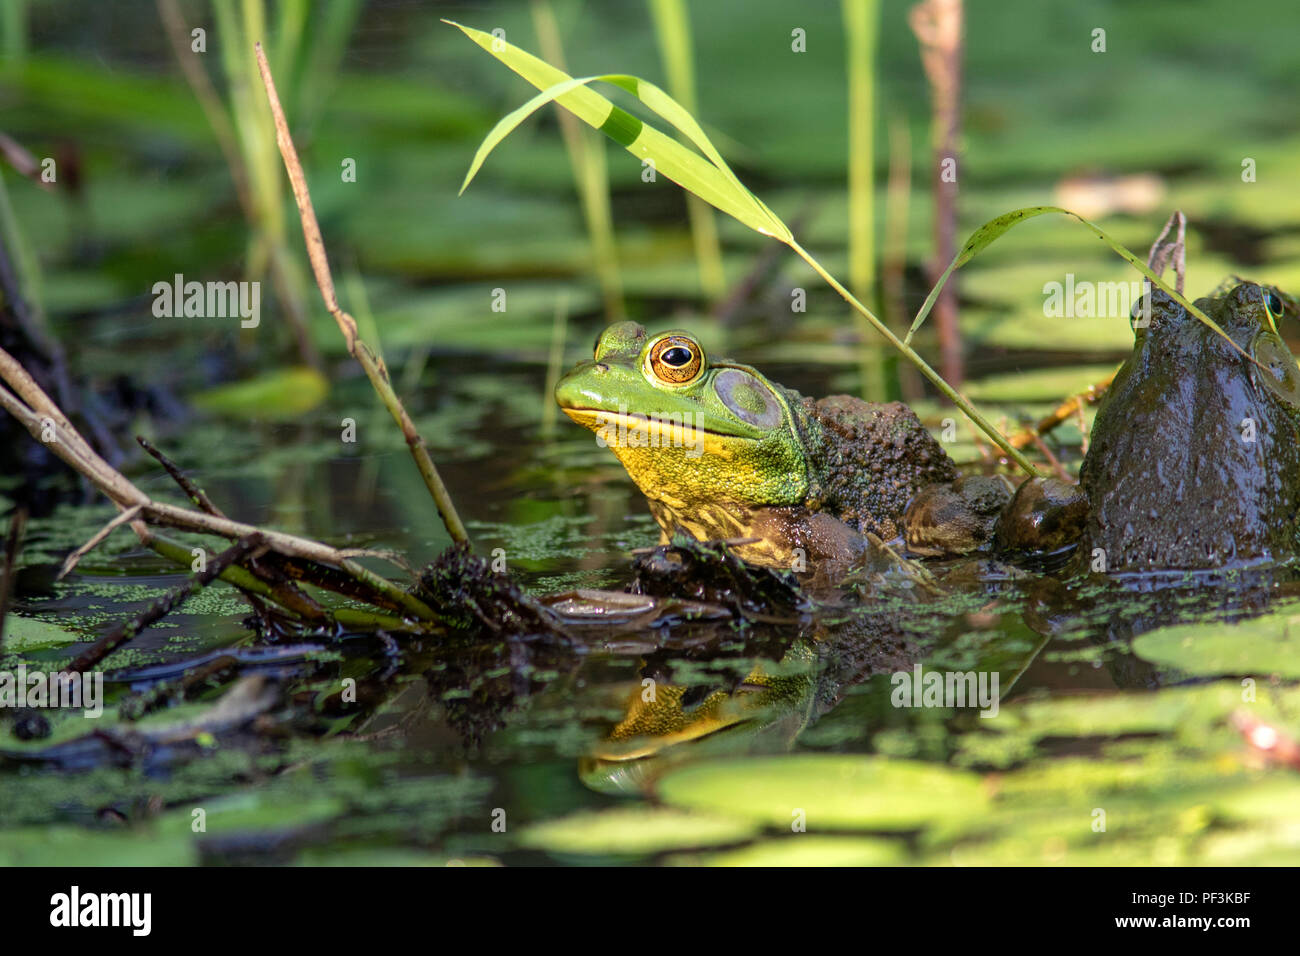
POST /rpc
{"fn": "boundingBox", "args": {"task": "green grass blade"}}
[903,206,1248,361]
[457,73,597,194]
[843,0,878,299]
[0,0,27,62]
[843,0,882,400]
[446,20,790,241]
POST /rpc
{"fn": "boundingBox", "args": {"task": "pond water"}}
[2,0,1300,867]
[6,353,1300,867]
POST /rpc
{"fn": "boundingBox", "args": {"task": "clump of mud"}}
[413,543,568,637]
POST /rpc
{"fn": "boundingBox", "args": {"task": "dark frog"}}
[1078,280,1300,572]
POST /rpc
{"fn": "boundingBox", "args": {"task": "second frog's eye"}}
[647,335,704,384]
[1265,288,1285,321]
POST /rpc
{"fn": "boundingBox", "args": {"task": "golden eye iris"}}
[648,335,703,384]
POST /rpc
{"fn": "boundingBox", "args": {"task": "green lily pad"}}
[517,806,758,856]
[190,367,330,421]
[0,615,84,650]
[964,364,1119,405]
[655,755,988,830]
[0,826,196,867]
[154,792,345,839]
[674,836,905,867]
[295,848,501,867]
[1132,606,1300,678]
[997,682,1268,740]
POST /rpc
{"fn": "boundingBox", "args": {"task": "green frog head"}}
[556,321,959,568]
[1079,280,1300,571]
[554,321,809,517]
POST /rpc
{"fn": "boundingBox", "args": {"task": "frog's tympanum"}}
[555,321,960,569]
[1078,281,1300,572]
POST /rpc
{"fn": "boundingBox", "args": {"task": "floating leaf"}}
[0,826,195,866]
[517,806,758,856]
[1132,606,1300,678]
[674,836,904,867]
[995,681,1270,740]
[656,755,987,830]
[1,615,83,651]
[190,366,329,420]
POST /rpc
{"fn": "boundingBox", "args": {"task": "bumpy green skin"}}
[1079,282,1300,572]
[555,322,958,568]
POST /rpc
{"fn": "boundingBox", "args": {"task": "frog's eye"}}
[647,335,704,384]
[1265,288,1285,321]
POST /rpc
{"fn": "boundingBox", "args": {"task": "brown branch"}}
[0,132,56,191]
[1028,432,1070,483]
[910,0,964,386]
[136,435,226,517]
[253,42,470,547]
[58,503,143,580]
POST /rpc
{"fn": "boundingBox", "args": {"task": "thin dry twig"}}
[909,0,964,386]
[252,42,469,546]
[0,132,56,191]
[1028,432,1071,483]
[58,503,144,580]
[136,435,227,517]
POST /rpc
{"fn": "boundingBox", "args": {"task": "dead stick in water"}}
[137,435,227,517]
[253,42,469,547]
[910,0,965,386]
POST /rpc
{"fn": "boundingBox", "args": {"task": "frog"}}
[555,321,1074,573]
[1077,279,1300,572]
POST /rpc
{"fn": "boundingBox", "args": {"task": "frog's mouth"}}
[560,407,758,447]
